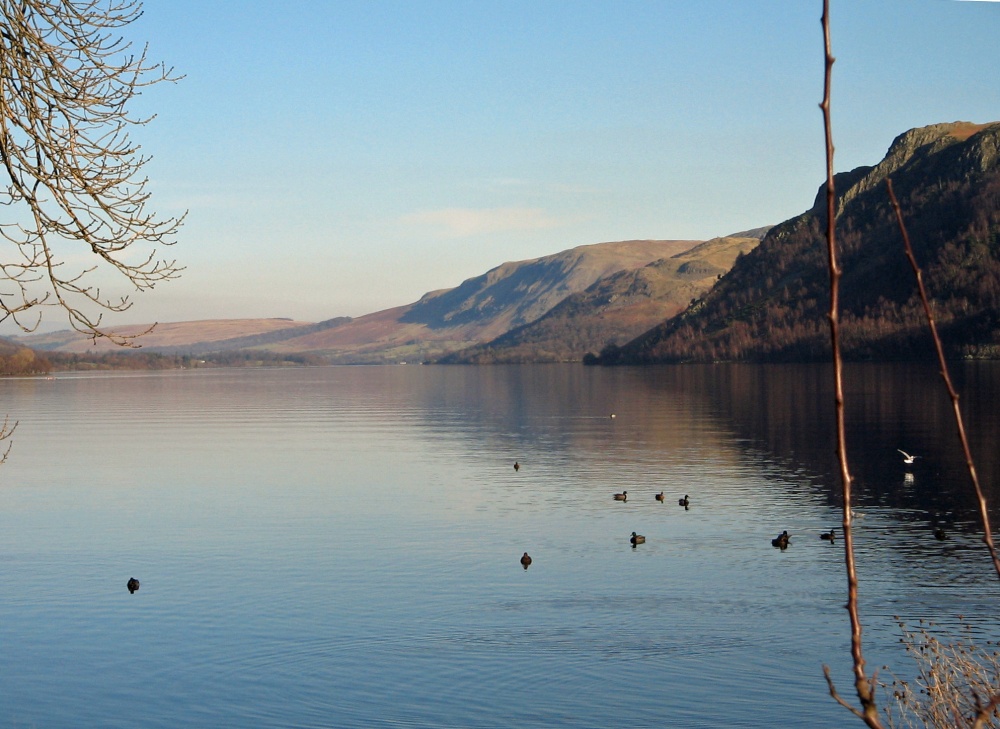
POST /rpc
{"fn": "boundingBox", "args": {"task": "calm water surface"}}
[1,363,998,728]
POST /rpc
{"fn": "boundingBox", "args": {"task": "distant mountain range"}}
[14,237,763,364]
[13,120,999,367]
[594,120,1000,364]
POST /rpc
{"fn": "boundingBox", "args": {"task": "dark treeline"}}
[40,349,329,372]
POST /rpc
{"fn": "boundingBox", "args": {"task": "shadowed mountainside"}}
[595,121,1000,364]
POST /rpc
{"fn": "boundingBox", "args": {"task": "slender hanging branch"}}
[817,1,884,725]
[886,177,1000,582]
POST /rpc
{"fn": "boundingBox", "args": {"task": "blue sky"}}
[52,0,1000,327]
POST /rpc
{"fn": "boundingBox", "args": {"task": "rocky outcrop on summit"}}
[597,121,1000,364]
[811,121,998,217]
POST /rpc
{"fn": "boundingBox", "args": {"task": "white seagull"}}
[898,449,920,465]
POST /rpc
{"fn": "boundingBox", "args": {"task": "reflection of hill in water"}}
[409,364,739,480]
[673,362,1000,525]
[415,363,1000,527]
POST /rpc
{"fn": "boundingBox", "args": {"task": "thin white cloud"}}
[402,207,568,237]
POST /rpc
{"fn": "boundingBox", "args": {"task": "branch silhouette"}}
[817,1,883,725]
[885,177,1000,582]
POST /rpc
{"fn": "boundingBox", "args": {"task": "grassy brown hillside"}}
[596,121,1000,364]
[263,239,702,363]
[399,239,699,335]
[264,305,472,364]
[439,236,761,363]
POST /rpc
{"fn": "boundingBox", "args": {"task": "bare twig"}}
[818,1,883,725]
[885,178,1000,581]
[0,414,16,463]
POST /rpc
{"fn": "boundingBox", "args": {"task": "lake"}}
[1,362,998,728]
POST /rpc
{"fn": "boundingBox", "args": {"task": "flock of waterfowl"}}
[517,458,695,567]
[610,489,688,508]
[121,442,936,585]
[517,445,944,568]
[614,489,690,549]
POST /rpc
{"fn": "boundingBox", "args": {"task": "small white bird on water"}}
[898,449,920,465]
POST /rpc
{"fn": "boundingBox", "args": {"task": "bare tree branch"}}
[0,0,185,345]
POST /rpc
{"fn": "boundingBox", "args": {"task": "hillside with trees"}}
[594,121,1000,364]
